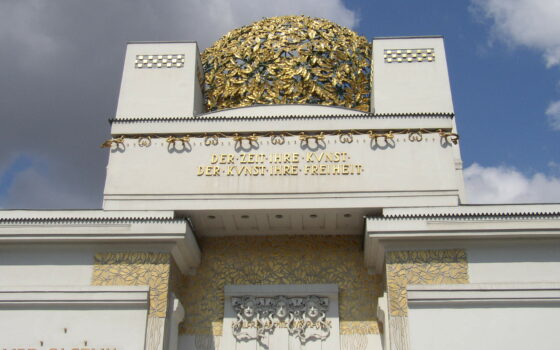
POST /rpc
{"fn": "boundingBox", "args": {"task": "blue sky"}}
[0,0,559,207]
[350,1,560,172]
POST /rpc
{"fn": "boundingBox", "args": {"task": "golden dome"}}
[201,16,372,112]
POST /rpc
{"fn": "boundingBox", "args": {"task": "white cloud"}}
[471,0,560,130]
[464,163,560,203]
[0,0,358,57]
[546,100,560,130]
[471,0,560,67]
[150,0,359,49]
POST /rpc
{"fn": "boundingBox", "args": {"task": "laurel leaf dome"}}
[201,16,372,112]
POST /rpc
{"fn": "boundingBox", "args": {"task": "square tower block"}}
[115,42,204,119]
[372,36,454,114]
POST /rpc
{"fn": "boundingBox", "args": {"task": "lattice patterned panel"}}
[384,49,435,63]
[135,54,185,69]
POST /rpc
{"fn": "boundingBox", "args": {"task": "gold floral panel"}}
[170,235,383,336]
[92,252,171,318]
[386,249,469,316]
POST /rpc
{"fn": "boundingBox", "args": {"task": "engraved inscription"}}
[197,152,363,177]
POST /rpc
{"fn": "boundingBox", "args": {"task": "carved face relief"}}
[243,300,255,319]
[306,300,319,319]
[231,295,331,343]
[276,299,288,319]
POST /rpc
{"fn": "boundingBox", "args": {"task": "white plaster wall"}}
[0,246,94,286]
[103,133,460,209]
[0,305,147,349]
[372,37,454,114]
[408,304,560,350]
[467,241,560,284]
[0,243,171,287]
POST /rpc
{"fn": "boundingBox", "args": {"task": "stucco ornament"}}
[201,15,372,112]
[231,295,331,343]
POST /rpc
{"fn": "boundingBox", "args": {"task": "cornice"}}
[407,283,560,306]
[0,210,176,223]
[0,286,150,306]
[0,211,200,275]
[376,204,560,219]
[109,112,455,124]
[364,204,560,274]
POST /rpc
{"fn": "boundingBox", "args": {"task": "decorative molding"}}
[146,316,166,350]
[341,334,368,350]
[0,221,189,244]
[230,295,331,343]
[388,316,409,350]
[92,252,171,318]
[385,249,469,316]
[0,210,175,222]
[339,321,379,335]
[365,213,560,274]
[109,112,455,123]
[100,128,459,150]
[171,236,382,336]
[407,283,560,306]
[135,54,185,69]
[381,204,560,218]
[384,49,435,63]
[0,286,149,306]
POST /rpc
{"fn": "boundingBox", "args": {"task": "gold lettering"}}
[198,166,220,176]
[293,153,300,163]
[333,152,341,162]
[282,165,298,175]
[200,152,362,176]
[270,153,282,163]
[210,154,219,164]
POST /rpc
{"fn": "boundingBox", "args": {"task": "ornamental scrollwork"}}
[231,295,331,344]
[100,128,459,150]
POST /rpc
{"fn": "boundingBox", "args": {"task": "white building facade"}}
[1,16,560,350]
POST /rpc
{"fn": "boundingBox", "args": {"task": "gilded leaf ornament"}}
[201,16,372,112]
[385,249,469,316]
[92,252,171,318]
[170,235,383,336]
